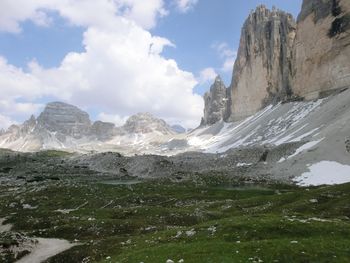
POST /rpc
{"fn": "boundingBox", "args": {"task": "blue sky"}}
[0,0,302,128]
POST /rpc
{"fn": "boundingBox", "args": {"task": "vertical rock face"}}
[293,0,350,99]
[37,102,92,139]
[201,76,228,126]
[226,5,296,121]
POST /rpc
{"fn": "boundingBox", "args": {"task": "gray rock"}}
[37,102,91,139]
[21,115,37,134]
[123,113,174,135]
[226,5,296,121]
[297,0,341,23]
[90,121,115,141]
[292,0,350,99]
[201,76,228,125]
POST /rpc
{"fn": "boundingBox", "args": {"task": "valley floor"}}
[1,169,350,262]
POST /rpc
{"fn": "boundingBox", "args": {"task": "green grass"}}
[1,179,350,263]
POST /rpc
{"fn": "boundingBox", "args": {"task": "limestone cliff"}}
[293,0,350,99]
[37,102,92,139]
[226,5,296,121]
[201,76,228,126]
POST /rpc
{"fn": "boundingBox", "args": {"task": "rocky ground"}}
[0,149,350,262]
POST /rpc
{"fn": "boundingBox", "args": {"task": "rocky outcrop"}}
[123,113,174,135]
[226,5,296,121]
[37,102,91,139]
[201,76,228,125]
[21,115,37,134]
[293,0,350,99]
[90,121,115,141]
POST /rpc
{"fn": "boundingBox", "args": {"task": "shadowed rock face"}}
[298,0,344,23]
[226,5,296,122]
[201,76,228,126]
[293,0,350,99]
[37,102,91,139]
[90,121,115,141]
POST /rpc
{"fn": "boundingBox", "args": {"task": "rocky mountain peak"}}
[213,75,223,85]
[37,101,91,139]
[21,115,37,134]
[123,113,174,135]
[201,75,228,126]
[225,5,296,121]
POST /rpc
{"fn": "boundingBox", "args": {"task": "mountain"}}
[37,102,92,139]
[0,102,175,152]
[227,5,296,121]
[203,0,350,124]
[1,1,350,185]
[293,0,350,99]
[123,112,175,135]
[201,75,228,126]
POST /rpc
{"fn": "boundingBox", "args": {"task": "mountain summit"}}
[202,1,350,125]
[0,102,177,152]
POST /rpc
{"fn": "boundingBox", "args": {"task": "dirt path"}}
[16,238,75,263]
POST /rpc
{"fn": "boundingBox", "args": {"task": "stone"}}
[201,75,228,125]
[37,102,91,139]
[90,121,115,141]
[123,113,174,135]
[226,5,296,121]
[292,0,350,99]
[21,115,37,134]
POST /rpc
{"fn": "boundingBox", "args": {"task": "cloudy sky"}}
[0,0,302,129]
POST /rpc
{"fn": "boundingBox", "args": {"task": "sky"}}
[0,0,302,129]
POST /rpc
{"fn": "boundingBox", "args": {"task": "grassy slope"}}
[0,179,350,263]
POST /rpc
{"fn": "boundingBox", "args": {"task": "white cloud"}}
[0,114,17,130]
[198,67,217,84]
[0,0,167,32]
[212,42,237,73]
[98,112,129,126]
[175,0,198,13]
[222,57,236,73]
[0,1,204,129]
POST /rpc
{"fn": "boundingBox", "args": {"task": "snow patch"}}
[278,138,324,163]
[295,161,350,186]
[236,163,253,167]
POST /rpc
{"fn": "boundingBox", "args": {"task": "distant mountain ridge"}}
[0,101,178,152]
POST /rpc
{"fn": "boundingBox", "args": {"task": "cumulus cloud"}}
[198,67,217,84]
[0,0,204,129]
[175,0,198,13]
[212,42,237,73]
[0,0,167,32]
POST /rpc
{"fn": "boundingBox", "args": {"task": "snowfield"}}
[294,161,350,186]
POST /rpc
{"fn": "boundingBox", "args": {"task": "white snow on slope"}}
[278,138,324,163]
[187,99,324,153]
[295,161,350,186]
